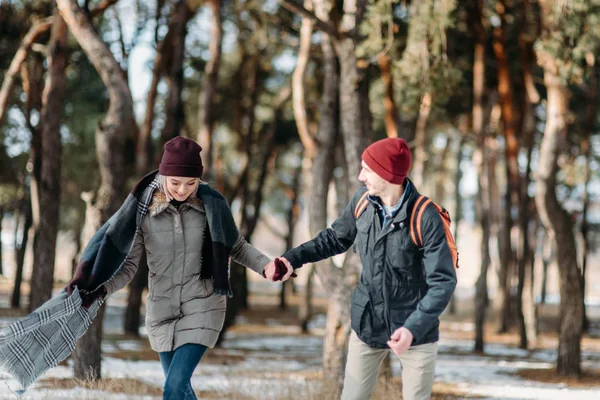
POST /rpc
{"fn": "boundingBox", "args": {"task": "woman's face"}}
[165,176,200,201]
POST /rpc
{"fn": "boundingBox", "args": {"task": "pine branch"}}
[278,0,339,39]
[0,17,53,125]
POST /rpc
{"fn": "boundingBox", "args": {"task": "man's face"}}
[358,161,388,197]
[166,176,200,201]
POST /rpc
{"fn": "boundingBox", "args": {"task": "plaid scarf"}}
[0,170,239,391]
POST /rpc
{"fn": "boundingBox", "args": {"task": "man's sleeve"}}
[282,188,366,269]
[402,205,457,342]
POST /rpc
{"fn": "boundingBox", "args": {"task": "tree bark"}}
[57,0,135,380]
[319,0,368,393]
[515,0,540,348]
[447,130,466,315]
[280,156,303,310]
[492,0,520,334]
[157,0,193,155]
[471,0,491,353]
[310,0,345,391]
[299,264,316,332]
[291,0,316,160]
[123,254,148,336]
[378,54,400,138]
[0,207,3,275]
[579,55,597,332]
[197,0,223,176]
[535,61,583,375]
[29,14,68,312]
[12,195,32,309]
[137,16,170,176]
[0,18,52,125]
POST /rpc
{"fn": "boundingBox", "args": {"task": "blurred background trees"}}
[1,0,599,392]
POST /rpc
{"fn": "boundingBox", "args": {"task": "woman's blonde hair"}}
[157,173,207,201]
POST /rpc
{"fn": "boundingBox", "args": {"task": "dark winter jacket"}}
[283,179,457,348]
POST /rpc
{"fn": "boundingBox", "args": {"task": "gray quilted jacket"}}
[105,191,270,351]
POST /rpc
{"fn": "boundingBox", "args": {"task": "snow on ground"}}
[2,330,599,399]
[1,295,600,399]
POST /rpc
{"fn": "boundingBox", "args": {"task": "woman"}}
[76,136,273,399]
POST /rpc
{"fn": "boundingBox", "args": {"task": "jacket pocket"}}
[355,220,371,257]
[350,289,371,337]
[148,271,156,300]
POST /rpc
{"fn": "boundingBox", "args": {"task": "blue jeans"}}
[159,343,207,400]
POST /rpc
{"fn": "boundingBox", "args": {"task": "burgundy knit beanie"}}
[362,138,411,184]
[158,136,204,178]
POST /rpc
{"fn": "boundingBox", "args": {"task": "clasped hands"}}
[263,257,297,282]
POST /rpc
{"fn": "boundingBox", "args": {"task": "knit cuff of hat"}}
[158,164,203,178]
[362,149,406,185]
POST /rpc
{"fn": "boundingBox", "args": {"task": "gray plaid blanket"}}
[0,174,158,392]
[0,288,102,392]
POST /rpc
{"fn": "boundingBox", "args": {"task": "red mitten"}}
[273,258,297,281]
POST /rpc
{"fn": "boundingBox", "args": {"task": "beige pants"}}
[340,330,438,400]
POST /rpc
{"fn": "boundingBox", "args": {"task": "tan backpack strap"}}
[354,191,370,219]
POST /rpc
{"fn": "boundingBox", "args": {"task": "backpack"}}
[354,192,459,269]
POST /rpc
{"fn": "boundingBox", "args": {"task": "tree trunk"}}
[492,0,520,334]
[73,304,106,380]
[123,255,148,336]
[378,54,400,138]
[540,231,552,305]
[12,196,32,309]
[448,130,466,315]
[157,0,193,155]
[197,0,223,176]
[0,207,3,276]
[280,156,303,310]
[579,55,597,332]
[314,0,369,394]
[470,0,491,353]
[299,264,316,332]
[29,14,68,312]
[337,0,370,184]
[291,0,316,160]
[137,16,170,176]
[535,69,583,376]
[310,0,346,392]
[516,112,536,348]
[515,0,540,348]
[57,0,135,380]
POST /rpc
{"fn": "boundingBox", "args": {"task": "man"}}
[265,138,457,400]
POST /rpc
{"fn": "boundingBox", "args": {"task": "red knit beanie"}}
[158,136,204,178]
[362,138,411,184]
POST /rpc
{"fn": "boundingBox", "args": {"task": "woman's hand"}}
[263,257,297,282]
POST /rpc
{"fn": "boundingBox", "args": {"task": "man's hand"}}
[387,327,414,357]
[262,257,297,282]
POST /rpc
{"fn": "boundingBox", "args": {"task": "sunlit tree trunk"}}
[57,0,136,380]
[535,43,583,375]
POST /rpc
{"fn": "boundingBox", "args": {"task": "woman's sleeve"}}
[104,231,145,296]
[229,234,271,275]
